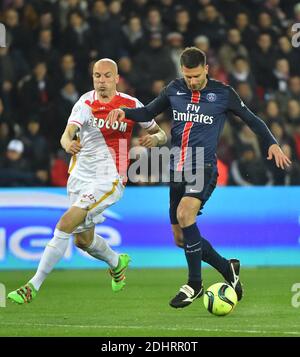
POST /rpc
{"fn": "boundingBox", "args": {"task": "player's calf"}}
[171,224,184,248]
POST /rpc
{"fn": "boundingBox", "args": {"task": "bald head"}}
[94,58,118,75]
[93,58,119,101]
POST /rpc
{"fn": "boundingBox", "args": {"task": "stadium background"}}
[0,0,300,268]
[0,0,300,338]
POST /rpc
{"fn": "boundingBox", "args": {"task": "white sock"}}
[85,234,119,269]
[29,229,71,291]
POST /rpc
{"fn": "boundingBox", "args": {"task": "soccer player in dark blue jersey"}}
[107,47,291,308]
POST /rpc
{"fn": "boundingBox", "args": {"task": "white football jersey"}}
[67,90,155,183]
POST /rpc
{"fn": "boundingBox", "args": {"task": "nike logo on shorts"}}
[189,189,200,193]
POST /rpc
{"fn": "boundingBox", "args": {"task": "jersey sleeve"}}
[134,99,156,130]
[67,100,90,128]
[227,86,278,148]
[123,86,171,122]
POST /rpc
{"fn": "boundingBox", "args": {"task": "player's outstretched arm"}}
[60,124,82,155]
[267,144,291,170]
[106,88,170,125]
[139,123,167,148]
[227,87,291,170]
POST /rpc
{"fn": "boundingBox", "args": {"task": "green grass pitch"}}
[1,267,300,337]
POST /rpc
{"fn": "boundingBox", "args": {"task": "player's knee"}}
[74,234,91,250]
[176,208,193,227]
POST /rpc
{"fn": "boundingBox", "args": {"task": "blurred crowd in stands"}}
[0,0,300,187]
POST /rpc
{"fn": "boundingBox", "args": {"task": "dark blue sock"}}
[202,237,229,279]
[182,223,202,286]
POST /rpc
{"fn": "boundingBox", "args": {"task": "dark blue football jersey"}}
[123,77,278,171]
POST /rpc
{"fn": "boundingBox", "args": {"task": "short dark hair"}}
[180,47,206,68]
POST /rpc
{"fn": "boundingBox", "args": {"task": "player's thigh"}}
[57,206,88,233]
[86,179,124,220]
[169,171,185,225]
[70,178,124,233]
[183,164,218,214]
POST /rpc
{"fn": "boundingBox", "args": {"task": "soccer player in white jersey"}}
[8,59,167,304]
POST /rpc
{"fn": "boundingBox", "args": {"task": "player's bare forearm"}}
[60,124,82,155]
[139,123,167,148]
[267,144,291,170]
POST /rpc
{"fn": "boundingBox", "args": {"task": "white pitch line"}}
[0,322,299,336]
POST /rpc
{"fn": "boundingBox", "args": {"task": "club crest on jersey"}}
[206,93,217,102]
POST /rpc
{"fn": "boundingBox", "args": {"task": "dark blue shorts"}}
[169,164,218,225]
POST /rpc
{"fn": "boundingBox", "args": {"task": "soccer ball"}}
[203,282,238,316]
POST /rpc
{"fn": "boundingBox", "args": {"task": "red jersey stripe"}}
[191,91,201,103]
[176,122,194,171]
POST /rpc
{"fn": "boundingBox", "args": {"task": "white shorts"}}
[67,175,125,233]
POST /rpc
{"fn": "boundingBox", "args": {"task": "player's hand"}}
[267,144,291,169]
[106,109,125,125]
[139,134,158,148]
[65,140,82,155]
